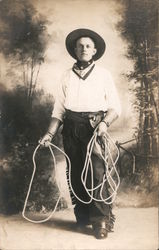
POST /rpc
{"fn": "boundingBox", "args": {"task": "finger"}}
[102,134,107,143]
[44,141,50,147]
[102,134,106,140]
[38,139,43,145]
[101,142,105,150]
[39,139,47,146]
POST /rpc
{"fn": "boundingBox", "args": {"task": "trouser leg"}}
[89,153,115,231]
[62,123,90,224]
[62,114,115,230]
[89,154,110,222]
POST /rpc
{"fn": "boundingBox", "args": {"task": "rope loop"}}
[22,131,120,223]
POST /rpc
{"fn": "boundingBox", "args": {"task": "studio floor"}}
[0,207,158,250]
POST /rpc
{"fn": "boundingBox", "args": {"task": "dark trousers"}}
[62,110,115,228]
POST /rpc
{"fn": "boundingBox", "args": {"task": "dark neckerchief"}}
[75,59,94,70]
[72,60,95,80]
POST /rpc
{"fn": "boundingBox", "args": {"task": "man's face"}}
[74,37,97,62]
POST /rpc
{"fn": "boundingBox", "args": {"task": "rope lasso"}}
[22,131,120,223]
[80,131,120,204]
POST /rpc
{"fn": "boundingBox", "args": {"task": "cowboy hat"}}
[65,28,106,60]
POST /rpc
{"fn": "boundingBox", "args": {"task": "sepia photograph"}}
[0,0,158,249]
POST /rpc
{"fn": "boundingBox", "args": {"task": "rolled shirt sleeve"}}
[106,71,121,117]
[51,72,68,121]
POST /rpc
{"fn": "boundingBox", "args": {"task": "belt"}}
[65,109,106,119]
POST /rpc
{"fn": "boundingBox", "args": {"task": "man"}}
[39,28,121,239]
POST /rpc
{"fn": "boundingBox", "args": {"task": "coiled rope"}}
[22,131,120,223]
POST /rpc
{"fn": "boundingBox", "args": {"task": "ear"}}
[93,48,97,55]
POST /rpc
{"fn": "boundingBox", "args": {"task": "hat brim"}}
[65,28,106,61]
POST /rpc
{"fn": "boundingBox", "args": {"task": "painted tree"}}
[0,0,50,105]
[117,0,158,156]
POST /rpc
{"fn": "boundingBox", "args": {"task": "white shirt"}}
[52,64,121,121]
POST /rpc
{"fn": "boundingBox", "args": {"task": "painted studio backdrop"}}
[0,0,158,218]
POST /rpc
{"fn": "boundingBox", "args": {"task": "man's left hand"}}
[96,121,108,148]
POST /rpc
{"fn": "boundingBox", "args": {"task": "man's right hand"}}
[39,133,53,147]
[39,117,62,147]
